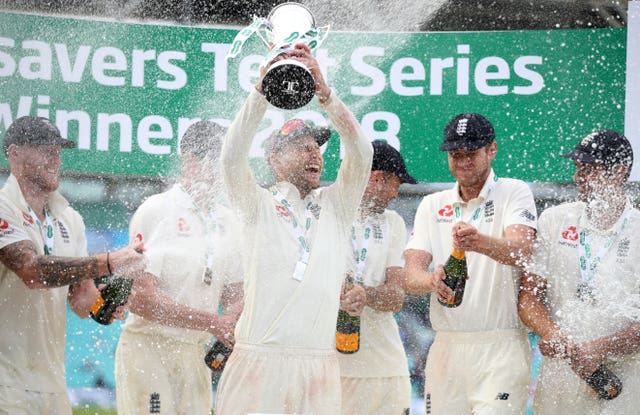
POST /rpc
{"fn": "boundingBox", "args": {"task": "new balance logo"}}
[495,392,510,400]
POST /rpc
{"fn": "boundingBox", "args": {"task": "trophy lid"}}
[267,2,316,44]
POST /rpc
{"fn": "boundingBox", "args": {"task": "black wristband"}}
[106,252,113,276]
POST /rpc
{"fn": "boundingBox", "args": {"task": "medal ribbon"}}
[350,221,372,285]
[578,206,630,291]
[453,173,499,226]
[271,187,314,275]
[27,206,54,256]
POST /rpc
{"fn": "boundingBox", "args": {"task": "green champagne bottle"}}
[336,272,360,354]
[438,248,467,308]
[585,364,622,400]
[204,339,233,372]
[90,276,134,325]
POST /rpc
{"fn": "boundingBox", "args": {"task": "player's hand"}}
[431,265,453,303]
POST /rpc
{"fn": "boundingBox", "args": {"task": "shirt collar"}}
[578,197,633,235]
[451,169,496,205]
[3,174,69,217]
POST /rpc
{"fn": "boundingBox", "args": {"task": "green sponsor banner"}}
[0,11,627,182]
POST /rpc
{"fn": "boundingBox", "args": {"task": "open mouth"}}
[305,164,320,174]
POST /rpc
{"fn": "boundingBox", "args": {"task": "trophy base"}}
[262,59,315,110]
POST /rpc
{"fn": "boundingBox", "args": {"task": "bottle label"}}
[336,331,359,354]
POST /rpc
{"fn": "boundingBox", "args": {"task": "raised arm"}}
[220,88,268,220]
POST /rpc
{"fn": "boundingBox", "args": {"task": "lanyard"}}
[351,220,372,284]
[27,206,54,256]
[454,174,499,226]
[578,207,630,293]
[271,186,314,281]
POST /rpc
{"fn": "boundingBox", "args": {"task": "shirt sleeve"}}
[404,196,433,255]
[322,92,373,225]
[386,211,407,268]
[525,208,553,280]
[221,89,268,224]
[0,199,31,250]
[502,179,538,229]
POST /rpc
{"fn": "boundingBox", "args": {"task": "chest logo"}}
[0,218,9,230]
[438,205,454,217]
[561,226,579,241]
[22,212,33,225]
[178,217,191,233]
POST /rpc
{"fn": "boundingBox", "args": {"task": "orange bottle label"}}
[336,332,359,353]
[91,296,105,315]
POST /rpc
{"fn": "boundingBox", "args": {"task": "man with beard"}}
[0,116,145,414]
[115,121,244,415]
[519,130,640,414]
[215,43,372,415]
[403,113,537,414]
[338,140,417,415]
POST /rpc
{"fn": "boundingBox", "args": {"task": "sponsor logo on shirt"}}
[275,204,291,223]
[437,204,454,223]
[177,217,191,235]
[495,392,510,400]
[559,225,579,247]
[562,226,579,241]
[372,222,383,240]
[22,211,33,225]
[519,209,536,223]
[0,218,16,238]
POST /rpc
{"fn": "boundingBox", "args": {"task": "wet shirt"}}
[405,170,537,332]
[221,89,373,350]
[0,174,87,393]
[338,209,410,378]
[526,200,640,344]
[122,184,243,345]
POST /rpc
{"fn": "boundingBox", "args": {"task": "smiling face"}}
[270,135,324,197]
[10,144,62,193]
[447,141,496,190]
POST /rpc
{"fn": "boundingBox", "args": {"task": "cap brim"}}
[59,138,76,149]
[399,172,418,184]
[561,149,597,163]
[312,127,331,147]
[439,138,491,151]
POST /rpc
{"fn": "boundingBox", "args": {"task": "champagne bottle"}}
[204,339,233,372]
[438,248,467,308]
[585,364,622,400]
[90,276,134,325]
[336,272,360,354]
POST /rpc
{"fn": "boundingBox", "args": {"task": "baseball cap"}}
[3,116,76,155]
[371,140,418,184]
[440,113,495,151]
[264,118,331,158]
[562,129,633,171]
[179,120,227,159]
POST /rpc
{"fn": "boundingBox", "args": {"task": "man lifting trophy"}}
[227,2,328,110]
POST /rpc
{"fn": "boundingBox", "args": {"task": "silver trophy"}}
[227,2,328,110]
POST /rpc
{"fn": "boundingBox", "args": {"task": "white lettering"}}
[137,115,172,155]
[390,58,425,96]
[475,56,510,95]
[351,47,386,96]
[92,47,127,86]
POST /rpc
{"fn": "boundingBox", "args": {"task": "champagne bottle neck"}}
[451,248,465,259]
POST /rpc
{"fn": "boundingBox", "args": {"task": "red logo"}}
[275,205,289,217]
[0,218,9,230]
[178,217,191,232]
[438,205,454,217]
[22,212,33,224]
[562,226,579,241]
